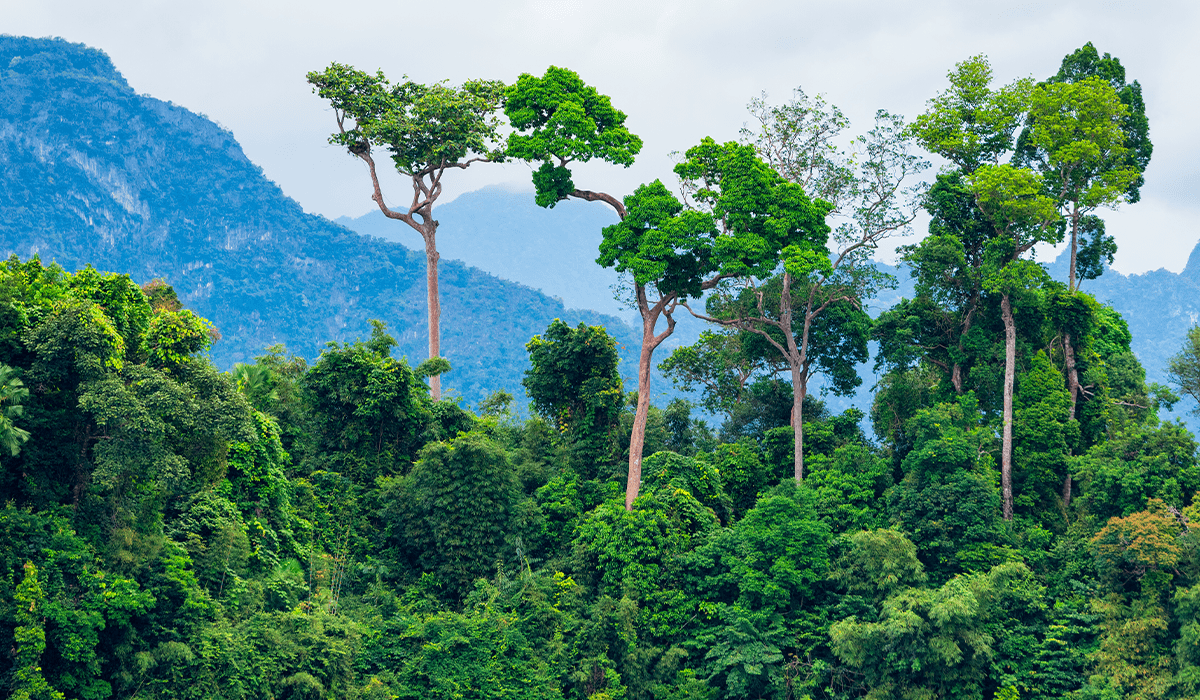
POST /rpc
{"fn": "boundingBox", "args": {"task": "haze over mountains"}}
[2,34,1198,430]
[0,35,648,409]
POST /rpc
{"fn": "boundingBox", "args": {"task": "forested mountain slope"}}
[0,35,639,407]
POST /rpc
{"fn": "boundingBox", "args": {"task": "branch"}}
[358,148,416,228]
[570,189,628,219]
[680,300,792,362]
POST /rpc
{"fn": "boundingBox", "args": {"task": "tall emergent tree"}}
[908,55,1060,520]
[692,94,926,480]
[504,67,659,508]
[307,64,507,400]
[1013,44,1150,454]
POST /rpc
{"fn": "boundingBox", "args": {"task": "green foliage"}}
[10,562,65,700]
[830,529,927,602]
[0,363,31,456]
[307,63,506,173]
[888,395,1010,578]
[701,441,771,519]
[1169,325,1200,415]
[383,431,528,601]
[524,319,624,476]
[300,325,431,483]
[1014,351,1075,521]
[908,54,1034,173]
[1073,422,1200,523]
[830,562,1038,700]
[642,451,733,525]
[505,66,643,207]
[689,484,831,614]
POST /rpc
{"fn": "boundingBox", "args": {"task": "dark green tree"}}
[382,430,527,601]
[299,322,431,484]
[523,319,624,478]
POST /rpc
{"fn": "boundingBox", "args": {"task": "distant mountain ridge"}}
[337,189,625,317]
[0,35,643,408]
[2,34,1195,431]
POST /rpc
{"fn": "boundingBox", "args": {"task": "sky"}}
[4,0,1198,273]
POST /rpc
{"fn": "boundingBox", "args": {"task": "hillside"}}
[0,35,641,408]
[337,189,626,317]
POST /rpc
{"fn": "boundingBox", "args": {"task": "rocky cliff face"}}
[0,36,637,407]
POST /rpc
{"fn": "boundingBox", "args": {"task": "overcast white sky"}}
[4,0,1198,273]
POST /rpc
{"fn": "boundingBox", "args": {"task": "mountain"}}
[337,190,625,317]
[1044,245,1200,429]
[340,186,1200,433]
[2,34,1195,431]
[0,35,642,409]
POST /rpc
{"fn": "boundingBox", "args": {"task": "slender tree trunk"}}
[625,286,672,510]
[1068,207,1079,292]
[626,331,654,510]
[423,232,442,400]
[1062,331,1081,509]
[779,271,814,482]
[1063,203,1081,508]
[951,292,980,394]
[790,367,807,482]
[1001,293,1016,521]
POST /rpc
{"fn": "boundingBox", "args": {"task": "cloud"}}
[4,0,1197,271]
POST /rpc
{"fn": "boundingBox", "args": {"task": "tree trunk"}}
[626,332,655,510]
[951,292,980,394]
[423,232,442,400]
[1068,207,1079,292]
[1062,331,1081,509]
[790,368,807,482]
[625,287,672,510]
[1001,293,1016,521]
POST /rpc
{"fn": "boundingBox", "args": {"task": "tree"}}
[596,175,736,507]
[522,319,624,477]
[1022,77,1138,293]
[970,164,1060,520]
[0,362,30,456]
[693,96,925,481]
[1169,325,1200,414]
[829,562,1036,700]
[504,67,661,509]
[1017,68,1142,448]
[307,64,506,400]
[383,430,526,601]
[504,66,642,214]
[660,329,776,417]
[908,55,1058,520]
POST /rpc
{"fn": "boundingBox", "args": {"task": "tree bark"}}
[625,286,674,510]
[423,232,442,400]
[1001,293,1016,521]
[950,290,981,395]
[626,327,654,510]
[1068,207,1079,292]
[1062,331,1081,509]
[1062,204,1081,508]
[790,366,807,482]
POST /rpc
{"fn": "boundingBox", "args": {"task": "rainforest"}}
[4,34,1200,700]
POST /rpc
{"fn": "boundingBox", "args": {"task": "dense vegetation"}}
[7,34,1200,700]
